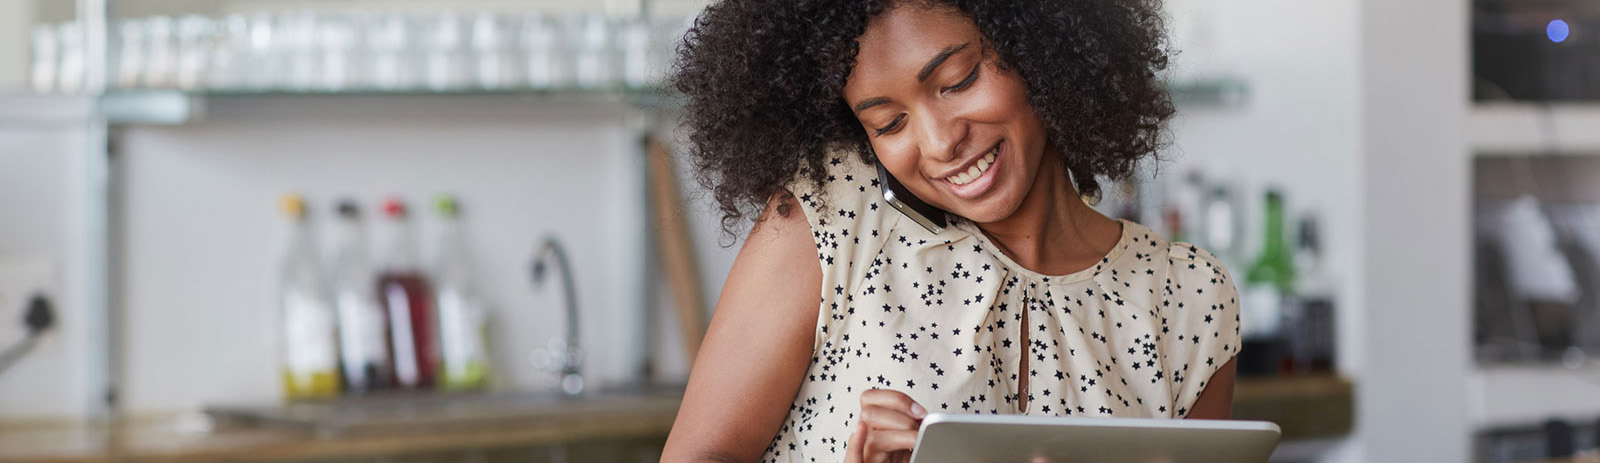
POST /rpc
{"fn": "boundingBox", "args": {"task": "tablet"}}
[908,413,1282,463]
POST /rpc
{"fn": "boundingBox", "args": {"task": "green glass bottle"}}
[1240,189,1295,375]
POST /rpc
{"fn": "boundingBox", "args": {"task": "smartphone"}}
[876,161,948,234]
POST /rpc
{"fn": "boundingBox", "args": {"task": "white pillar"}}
[1357,0,1472,461]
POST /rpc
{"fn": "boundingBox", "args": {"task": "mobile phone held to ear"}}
[876,161,948,234]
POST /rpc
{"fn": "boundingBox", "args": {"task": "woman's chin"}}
[948,199,1022,225]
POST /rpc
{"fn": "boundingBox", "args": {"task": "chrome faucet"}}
[531,236,584,396]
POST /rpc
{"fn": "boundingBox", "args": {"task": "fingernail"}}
[911,402,927,418]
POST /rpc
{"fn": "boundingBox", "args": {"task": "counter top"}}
[0,391,682,463]
[0,375,1352,463]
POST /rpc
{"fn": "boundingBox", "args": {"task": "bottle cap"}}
[279,194,306,219]
[383,197,407,218]
[435,194,460,217]
[336,199,360,219]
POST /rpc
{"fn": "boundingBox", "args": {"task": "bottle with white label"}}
[433,195,492,391]
[332,200,393,393]
[278,194,340,400]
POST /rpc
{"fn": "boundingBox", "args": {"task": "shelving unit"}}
[1469,363,1600,431]
[1470,103,1600,156]
[1469,102,1600,435]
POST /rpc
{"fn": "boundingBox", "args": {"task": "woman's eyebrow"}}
[851,42,972,114]
[917,42,970,83]
[853,97,892,114]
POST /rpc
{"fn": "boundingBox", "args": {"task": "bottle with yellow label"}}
[278,195,341,399]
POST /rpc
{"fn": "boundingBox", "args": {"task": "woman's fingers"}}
[859,388,928,420]
[860,428,919,463]
[852,389,924,463]
[859,404,921,432]
[845,420,867,463]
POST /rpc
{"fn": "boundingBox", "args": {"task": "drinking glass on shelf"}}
[317,14,356,91]
[617,17,650,89]
[56,22,85,94]
[114,19,146,89]
[278,11,319,91]
[144,16,176,89]
[365,12,414,91]
[206,14,250,91]
[425,11,468,91]
[245,13,279,90]
[30,24,58,94]
[175,15,212,91]
[569,13,613,90]
[470,12,514,90]
[519,13,564,90]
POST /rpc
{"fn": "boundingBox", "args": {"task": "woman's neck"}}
[974,153,1123,276]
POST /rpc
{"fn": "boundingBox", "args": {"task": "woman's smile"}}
[937,139,1004,200]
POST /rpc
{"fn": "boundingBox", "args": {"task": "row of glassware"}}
[30,11,695,95]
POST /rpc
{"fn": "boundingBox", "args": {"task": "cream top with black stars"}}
[759,153,1242,463]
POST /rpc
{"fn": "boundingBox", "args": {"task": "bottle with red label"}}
[377,197,439,389]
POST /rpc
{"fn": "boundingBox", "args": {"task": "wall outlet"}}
[0,256,55,347]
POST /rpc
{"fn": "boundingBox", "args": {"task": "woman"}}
[662,1,1241,462]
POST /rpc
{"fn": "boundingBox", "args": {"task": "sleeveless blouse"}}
[761,153,1242,462]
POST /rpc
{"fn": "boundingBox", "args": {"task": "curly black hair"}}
[673,0,1175,237]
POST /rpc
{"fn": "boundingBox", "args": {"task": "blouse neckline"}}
[951,217,1135,285]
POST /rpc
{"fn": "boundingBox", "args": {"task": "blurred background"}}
[0,0,1592,462]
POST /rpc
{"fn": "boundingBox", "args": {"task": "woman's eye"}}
[942,64,981,93]
[874,115,905,136]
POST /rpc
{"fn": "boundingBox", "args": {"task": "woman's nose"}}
[911,109,968,163]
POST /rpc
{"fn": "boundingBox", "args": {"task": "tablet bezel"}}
[907,413,1282,463]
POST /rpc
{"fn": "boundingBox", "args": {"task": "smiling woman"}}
[663,2,1235,463]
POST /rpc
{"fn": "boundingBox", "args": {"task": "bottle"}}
[377,198,439,389]
[1240,189,1294,376]
[1293,215,1337,373]
[1202,184,1243,271]
[432,195,492,391]
[277,195,340,400]
[331,200,393,393]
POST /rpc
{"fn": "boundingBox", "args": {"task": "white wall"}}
[0,96,98,421]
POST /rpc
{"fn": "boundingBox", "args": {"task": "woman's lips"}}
[939,140,1003,200]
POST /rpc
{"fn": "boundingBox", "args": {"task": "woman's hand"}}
[846,388,927,463]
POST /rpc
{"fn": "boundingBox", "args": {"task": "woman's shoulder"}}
[1109,222,1238,301]
[1163,239,1235,286]
[786,151,904,235]
[784,151,906,275]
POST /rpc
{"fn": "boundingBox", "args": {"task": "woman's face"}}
[842,4,1053,224]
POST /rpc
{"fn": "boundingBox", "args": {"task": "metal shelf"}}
[1469,362,1600,431]
[99,87,681,125]
[96,77,1248,125]
[1471,103,1600,156]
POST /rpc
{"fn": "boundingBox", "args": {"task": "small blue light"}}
[1548,19,1570,43]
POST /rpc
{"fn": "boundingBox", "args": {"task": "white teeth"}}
[946,146,999,186]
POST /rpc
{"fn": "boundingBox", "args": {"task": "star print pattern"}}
[761,154,1241,462]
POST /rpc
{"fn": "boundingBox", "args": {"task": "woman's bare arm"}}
[661,192,824,463]
[1184,358,1237,419]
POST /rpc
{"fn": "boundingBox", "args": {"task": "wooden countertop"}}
[0,375,1353,463]
[1233,374,1355,440]
[0,392,682,463]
